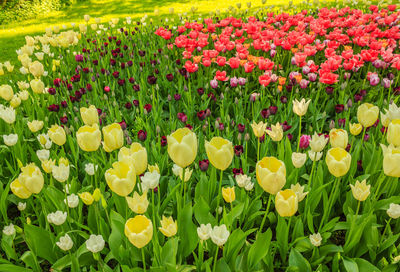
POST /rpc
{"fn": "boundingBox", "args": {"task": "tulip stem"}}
[180,167,186,210]
[141,248,146,272]
[380,218,392,245]
[259,194,272,234]
[319,177,340,231]
[197,240,204,271]
[297,116,302,152]
[216,170,224,223]
[373,172,386,200]
[212,246,219,272]
[257,139,260,162]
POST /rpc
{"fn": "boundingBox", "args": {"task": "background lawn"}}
[0,0,318,63]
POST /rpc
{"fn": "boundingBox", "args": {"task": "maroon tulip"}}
[335,104,344,113]
[133,100,139,107]
[269,106,278,115]
[138,130,147,141]
[199,159,209,172]
[237,123,245,133]
[60,116,68,124]
[119,121,127,130]
[125,102,132,109]
[160,136,167,147]
[233,168,244,176]
[197,110,206,121]
[234,145,243,156]
[261,109,270,119]
[144,104,152,113]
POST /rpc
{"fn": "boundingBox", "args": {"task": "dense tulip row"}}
[0,1,400,271]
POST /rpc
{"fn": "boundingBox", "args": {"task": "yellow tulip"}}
[148,164,160,174]
[387,119,400,147]
[381,144,400,177]
[30,79,45,94]
[76,124,101,152]
[325,147,351,177]
[329,129,348,149]
[349,123,362,136]
[205,137,234,170]
[357,103,379,128]
[102,123,123,152]
[167,128,198,168]
[28,120,44,133]
[222,187,236,203]
[92,188,102,201]
[10,178,32,199]
[79,192,94,205]
[380,112,390,128]
[266,122,283,142]
[10,95,21,108]
[118,142,148,175]
[292,98,311,117]
[159,216,178,237]
[350,180,370,201]
[251,121,267,138]
[125,215,153,248]
[42,159,55,173]
[80,105,99,126]
[275,189,298,217]
[256,157,286,195]
[105,161,136,197]
[28,61,44,78]
[19,163,44,194]
[0,85,14,101]
[126,192,149,214]
[48,125,66,146]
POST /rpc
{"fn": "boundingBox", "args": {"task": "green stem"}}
[319,177,341,231]
[380,218,392,245]
[212,246,219,272]
[297,116,302,152]
[142,248,146,272]
[258,194,272,234]
[216,170,224,222]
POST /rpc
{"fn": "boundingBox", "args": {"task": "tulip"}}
[290,183,308,202]
[357,103,379,128]
[102,123,124,152]
[308,150,323,161]
[79,192,94,205]
[3,134,18,146]
[291,152,307,168]
[329,129,348,149]
[47,211,67,225]
[27,120,44,133]
[275,189,298,217]
[349,123,362,136]
[76,124,101,151]
[19,163,44,194]
[65,194,79,208]
[0,106,15,124]
[292,98,311,117]
[105,161,136,197]
[266,122,283,141]
[30,79,45,94]
[167,128,198,168]
[85,163,97,176]
[309,233,322,247]
[381,112,390,128]
[159,216,178,237]
[197,223,212,240]
[387,120,400,147]
[251,121,267,138]
[80,105,99,126]
[48,125,66,146]
[42,159,55,174]
[387,203,400,219]
[10,178,32,199]
[235,174,252,188]
[10,95,21,108]
[381,144,400,177]
[325,147,351,177]
[205,137,234,171]
[210,224,230,246]
[125,215,153,248]
[309,132,328,152]
[256,156,286,195]
[126,192,149,214]
[222,187,235,203]
[0,84,14,101]
[56,234,73,251]
[350,179,370,201]
[52,158,70,183]
[28,61,44,78]
[86,234,105,253]
[118,142,148,175]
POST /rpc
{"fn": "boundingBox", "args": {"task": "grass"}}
[0,0,315,64]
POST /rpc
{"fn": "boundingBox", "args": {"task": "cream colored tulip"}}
[325,147,351,177]
[102,123,123,152]
[0,85,14,101]
[29,61,44,78]
[251,121,267,138]
[126,192,149,214]
[387,119,400,147]
[266,122,283,141]
[105,161,136,196]
[350,179,370,201]
[167,128,198,168]
[349,123,362,136]
[48,125,66,146]
[291,152,307,168]
[19,163,44,194]
[293,98,311,116]
[275,189,298,217]
[357,103,379,127]
[309,132,328,152]
[205,137,234,170]
[80,105,99,125]
[118,142,148,175]
[77,124,101,152]
[381,144,400,177]
[159,216,178,237]
[125,215,153,248]
[329,129,348,149]
[30,79,45,94]
[256,156,286,195]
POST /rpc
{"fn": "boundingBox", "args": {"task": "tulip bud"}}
[102,123,124,152]
[167,128,198,168]
[222,187,235,203]
[387,120,400,147]
[205,137,234,171]
[275,189,298,217]
[256,157,286,195]
[80,105,99,125]
[77,124,102,151]
[125,215,153,248]
[329,129,348,149]
[48,125,66,146]
[325,147,351,177]
[291,152,307,168]
[357,103,379,128]
[350,179,370,201]
[349,123,363,135]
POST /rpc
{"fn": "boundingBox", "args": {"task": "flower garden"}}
[0,1,400,271]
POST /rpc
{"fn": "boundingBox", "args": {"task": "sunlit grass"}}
[0,0,318,62]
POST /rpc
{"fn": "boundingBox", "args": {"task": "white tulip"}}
[197,223,212,241]
[56,234,73,251]
[85,234,105,253]
[47,211,67,225]
[210,224,230,246]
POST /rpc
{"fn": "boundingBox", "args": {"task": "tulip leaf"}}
[20,251,40,271]
[1,234,18,260]
[108,210,125,263]
[288,248,311,272]
[178,203,198,257]
[24,224,58,263]
[354,258,380,272]
[247,228,272,269]
[161,237,178,268]
[342,256,359,272]
[194,197,216,226]
[0,264,32,272]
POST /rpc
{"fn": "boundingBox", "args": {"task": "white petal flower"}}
[290,183,308,202]
[65,194,79,208]
[3,134,18,146]
[47,211,67,225]
[3,223,15,236]
[36,149,50,161]
[85,234,105,253]
[387,203,400,219]
[85,163,98,176]
[210,224,230,246]
[309,233,322,247]
[56,234,73,251]
[17,202,26,211]
[197,223,212,241]
[308,150,323,162]
[141,171,160,190]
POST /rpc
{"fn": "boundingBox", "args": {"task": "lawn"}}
[0,0,309,64]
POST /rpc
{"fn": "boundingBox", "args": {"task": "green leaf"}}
[194,197,216,226]
[24,224,58,263]
[108,210,125,263]
[342,256,359,272]
[1,234,17,260]
[20,251,40,271]
[161,237,178,268]
[225,202,244,227]
[0,264,32,272]
[216,258,231,272]
[288,248,311,272]
[247,228,272,269]
[178,203,198,257]
[354,258,380,272]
